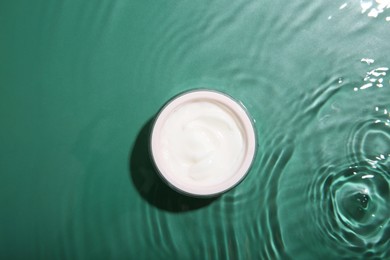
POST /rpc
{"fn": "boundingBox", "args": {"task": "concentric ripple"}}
[347,115,390,166]
[309,162,390,258]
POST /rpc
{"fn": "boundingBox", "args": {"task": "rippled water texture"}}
[1,0,390,259]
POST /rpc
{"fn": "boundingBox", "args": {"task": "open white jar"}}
[150,89,256,197]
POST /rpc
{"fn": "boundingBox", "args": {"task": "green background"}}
[1,0,389,259]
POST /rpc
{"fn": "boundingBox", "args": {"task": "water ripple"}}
[309,162,390,258]
[347,112,390,166]
[241,132,294,259]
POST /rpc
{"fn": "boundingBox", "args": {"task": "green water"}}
[1,0,389,259]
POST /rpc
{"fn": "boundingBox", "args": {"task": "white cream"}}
[160,100,245,186]
[151,90,256,196]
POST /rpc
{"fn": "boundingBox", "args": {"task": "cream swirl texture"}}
[160,100,245,186]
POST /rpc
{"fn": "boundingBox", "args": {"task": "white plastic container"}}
[150,89,256,197]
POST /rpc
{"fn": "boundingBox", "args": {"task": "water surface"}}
[0,0,389,259]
